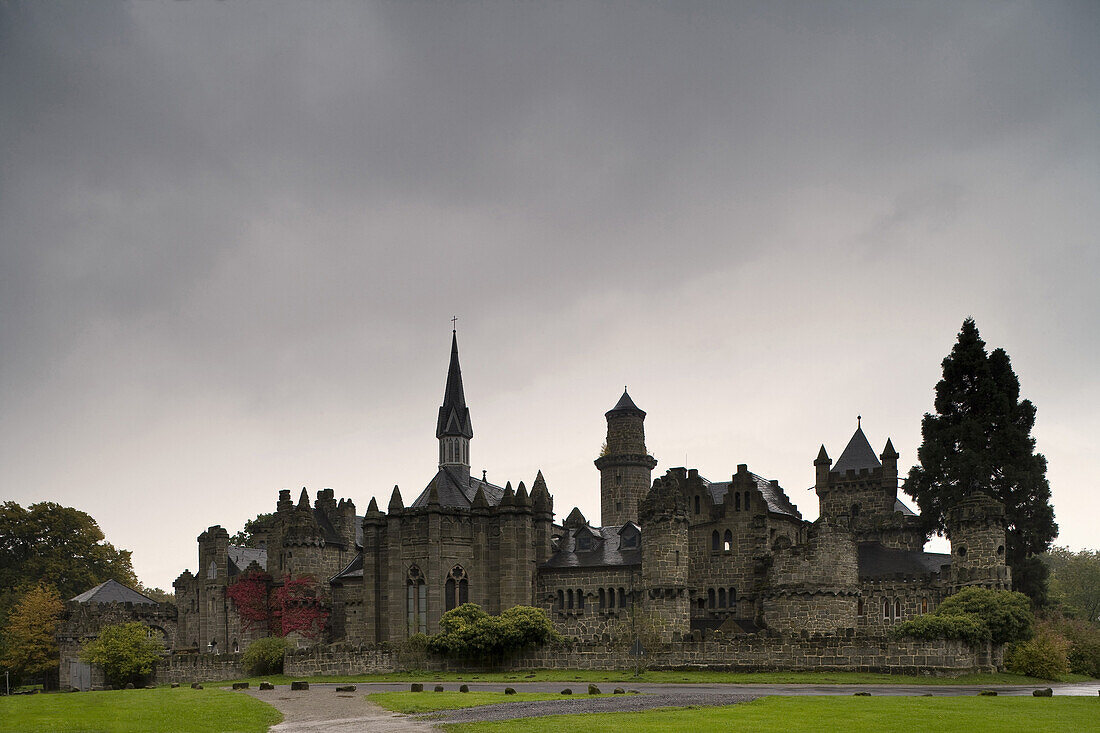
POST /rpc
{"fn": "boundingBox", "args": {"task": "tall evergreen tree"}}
[904,318,1057,604]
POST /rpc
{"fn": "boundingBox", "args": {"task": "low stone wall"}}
[154,653,244,684]
[263,633,998,677]
[284,643,396,677]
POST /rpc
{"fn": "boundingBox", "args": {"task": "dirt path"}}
[244,686,438,733]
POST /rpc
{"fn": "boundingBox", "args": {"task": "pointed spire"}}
[606,387,646,418]
[815,445,831,465]
[500,481,515,507]
[471,485,489,509]
[881,438,899,461]
[436,330,473,439]
[367,496,379,513]
[833,423,881,473]
[297,487,310,510]
[515,481,530,506]
[563,506,587,529]
[532,469,547,492]
[388,485,404,512]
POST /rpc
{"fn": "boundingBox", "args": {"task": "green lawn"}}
[441,696,1100,733]
[0,687,281,733]
[219,669,1086,686]
[368,690,613,713]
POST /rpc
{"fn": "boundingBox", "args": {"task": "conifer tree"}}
[904,318,1057,603]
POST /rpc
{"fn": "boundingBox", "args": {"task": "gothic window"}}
[723,530,733,552]
[718,588,727,607]
[208,561,217,579]
[894,599,902,619]
[232,639,239,653]
[708,588,716,609]
[735,493,741,512]
[445,565,469,612]
[711,530,720,551]
[883,600,890,621]
[728,587,736,608]
[599,588,606,609]
[407,566,427,636]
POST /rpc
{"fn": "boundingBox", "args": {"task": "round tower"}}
[947,491,1011,590]
[639,469,690,644]
[595,388,658,527]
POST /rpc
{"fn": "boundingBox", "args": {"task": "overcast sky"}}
[2,1,1097,590]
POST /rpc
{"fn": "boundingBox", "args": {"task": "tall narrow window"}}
[694,495,701,514]
[557,589,564,609]
[729,587,736,611]
[744,493,749,511]
[718,588,727,607]
[407,565,427,635]
[607,587,616,609]
[618,587,627,608]
[445,565,468,611]
[711,530,720,551]
[882,600,889,621]
[921,597,929,614]
[723,529,733,552]
[735,493,741,511]
[576,589,585,610]
[599,588,606,609]
[894,599,901,620]
[567,589,574,609]
[708,588,716,609]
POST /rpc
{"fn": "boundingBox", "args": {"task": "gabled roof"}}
[541,524,642,569]
[894,498,917,516]
[410,466,507,509]
[71,579,156,605]
[704,474,802,519]
[857,543,950,579]
[833,425,881,474]
[436,331,473,439]
[227,546,268,575]
[330,552,363,583]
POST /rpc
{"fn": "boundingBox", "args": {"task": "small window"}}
[851,503,861,517]
[718,588,727,607]
[997,545,1005,557]
[723,529,733,552]
[577,534,592,551]
[894,599,901,619]
[599,588,606,609]
[694,495,701,514]
[735,493,741,512]
[711,530,720,551]
[858,598,864,616]
[957,545,968,557]
[618,587,627,608]
[708,588,716,609]
[921,597,929,614]
[883,600,890,621]
[576,589,585,610]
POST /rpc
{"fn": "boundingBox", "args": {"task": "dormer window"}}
[576,533,594,551]
[618,523,640,551]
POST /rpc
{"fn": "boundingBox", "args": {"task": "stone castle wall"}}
[154,653,244,685]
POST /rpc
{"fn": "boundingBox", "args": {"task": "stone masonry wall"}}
[284,644,395,677]
[154,653,244,685]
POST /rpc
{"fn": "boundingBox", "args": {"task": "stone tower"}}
[437,329,473,480]
[639,469,690,644]
[947,491,1011,591]
[596,388,657,527]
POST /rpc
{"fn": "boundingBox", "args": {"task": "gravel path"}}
[244,686,436,733]
[424,692,759,724]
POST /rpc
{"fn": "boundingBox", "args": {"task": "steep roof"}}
[606,388,645,418]
[857,543,950,579]
[541,524,642,569]
[833,425,881,474]
[330,552,363,583]
[436,330,473,439]
[227,546,267,575]
[704,474,802,519]
[894,498,917,516]
[71,579,156,605]
[410,466,507,508]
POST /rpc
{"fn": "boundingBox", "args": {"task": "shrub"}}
[241,637,290,676]
[893,613,991,645]
[398,633,431,670]
[935,587,1033,644]
[1005,628,1070,680]
[79,622,163,688]
[1043,616,1100,677]
[427,604,562,661]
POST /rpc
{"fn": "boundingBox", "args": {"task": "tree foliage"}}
[224,571,273,632]
[427,604,561,660]
[80,622,164,688]
[903,319,1057,603]
[0,584,64,680]
[1004,625,1070,680]
[270,575,329,640]
[241,636,290,675]
[894,587,1034,646]
[229,513,277,548]
[1045,547,1100,622]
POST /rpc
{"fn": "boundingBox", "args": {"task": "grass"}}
[217,669,1087,686]
[368,690,614,713]
[440,696,1100,733]
[0,686,281,733]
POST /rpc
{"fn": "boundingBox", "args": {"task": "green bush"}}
[893,613,991,644]
[427,603,562,661]
[935,587,1034,644]
[241,636,290,676]
[1005,628,1069,680]
[1037,616,1100,677]
[79,622,163,688]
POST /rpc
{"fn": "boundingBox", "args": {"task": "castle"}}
[61,330,1012,685]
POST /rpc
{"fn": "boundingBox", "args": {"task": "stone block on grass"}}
[613,688,625,695]
[434,685,445,692]
[588,684,601,695]
[979,690,997,696]
[1033,688,1053,697]
[259,682,275,691]
[504,687,516,695]
[335,685,356,692]
[561,688,572,695]
[291,681,309,691]
[170,683,180,688]
[411,683,424,692]
[190,683,203,690]
[459,685,469,693]
[232,682,249,690]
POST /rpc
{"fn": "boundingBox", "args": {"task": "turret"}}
[436,329,473,480]
[639,470,690,643]
[947,491,1011,590]
[595,388,658,526]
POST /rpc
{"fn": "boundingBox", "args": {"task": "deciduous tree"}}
[0,584,63,684]
[79,622,163,688]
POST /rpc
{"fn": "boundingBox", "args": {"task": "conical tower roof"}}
[436,330,473,439]
[833,423,882,473]
[606,387,645,418]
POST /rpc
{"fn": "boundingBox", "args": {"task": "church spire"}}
[436,328,473,473]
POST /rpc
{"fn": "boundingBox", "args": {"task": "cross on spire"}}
[451,315,458,331]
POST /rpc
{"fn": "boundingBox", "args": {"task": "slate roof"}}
[71,579,156,605]
[857,543,951,579]
[894,498,917,516]
[330,552,363,583]
[704,474,802,519]
[410,466,507,509]
[227,546,268,575]
[833,426,882,473]
[541,524,642,569]
[436,331,473,439]
[606,388,645,417]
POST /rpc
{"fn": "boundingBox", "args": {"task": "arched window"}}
[557,589,564,609]
[567,589,574,609]
[232,639,239,653]
[407,566,427,635]
[711,530,720,551]
[445,565,469,611]
[576,589,585,610]
[883,600,890,621]
[894,599,902,619]
[618,587,627,608]
[735,493,741,511]
[729,587,736,610]
[718,588,727,607]
[723,530,733,552]
[607,587,615,609]
[744,492,749,511]
[694,495,701,514]
[599,588,606,609]
[858,598,865,616]
[708,588,716,609]
[921,597,929,614]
